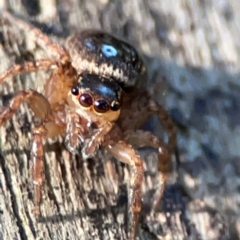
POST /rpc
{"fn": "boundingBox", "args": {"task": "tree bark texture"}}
[0,0,239,239]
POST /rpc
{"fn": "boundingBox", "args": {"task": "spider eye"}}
[110,101,120,111]
[79,93,93,107]
[71,85,79,95]
[94,99,109,113]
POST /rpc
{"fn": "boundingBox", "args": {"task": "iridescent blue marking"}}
[96,84,110,96]
[101,44,118,57]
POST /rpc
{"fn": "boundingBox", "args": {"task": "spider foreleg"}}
[0,90,51,124]
[106,140,143,240]
[0,59,58,83]
[1,11,69,61]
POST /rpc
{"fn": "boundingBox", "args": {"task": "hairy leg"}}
[123,129,172,212]
[123,129,167,149]
[0,89,66,213]
[0,90,49,213]
[30,126,47,214]
[0,59,58,83]
[1,11,69,62]
[0,12,77,110]
[0,89,51,122]
[147,99,176,211]
[0,11,71,83]
[106,140,143,240]
[120,93,176,211]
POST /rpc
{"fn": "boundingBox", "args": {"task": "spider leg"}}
[123,130,170,212]
[1,11,69,62]
[0,90,55,214]
[147,100,176,211]
[0,59,58,83]
[120,94,176,211]
[0,89,51,123]
[123,129,167,149]
[31,125,47,215]
[106,140,143,240]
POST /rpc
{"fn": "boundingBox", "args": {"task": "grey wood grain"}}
[0,0,239,239]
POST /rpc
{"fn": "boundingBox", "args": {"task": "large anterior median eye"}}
[94,99,109,113]
[79,93,93,107]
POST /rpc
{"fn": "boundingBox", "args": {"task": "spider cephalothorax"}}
[65,73,123,156]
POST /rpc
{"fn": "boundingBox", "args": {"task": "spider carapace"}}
[0,11,176,240]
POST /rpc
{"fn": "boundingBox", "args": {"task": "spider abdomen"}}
[65,30,146,89]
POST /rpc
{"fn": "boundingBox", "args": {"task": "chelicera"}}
[0,11,176,239]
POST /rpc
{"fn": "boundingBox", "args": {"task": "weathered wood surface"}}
[0,0,240,239]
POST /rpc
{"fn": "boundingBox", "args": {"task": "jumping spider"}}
[0,11,176,239]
